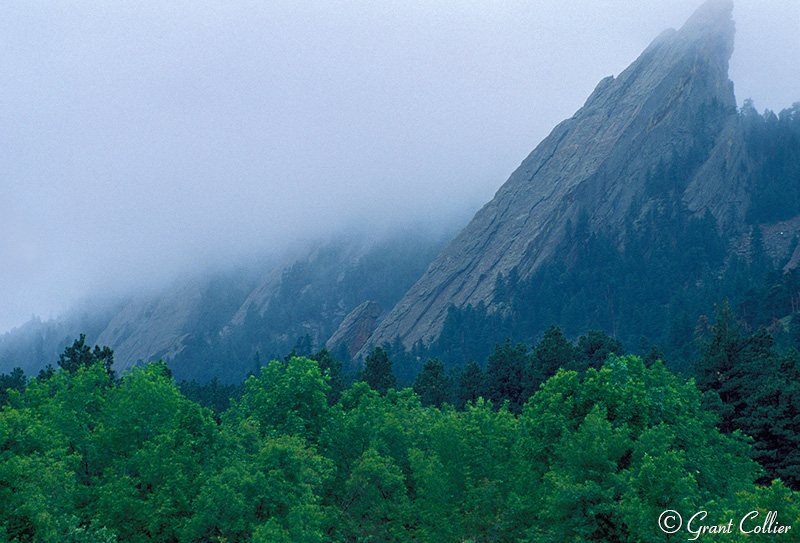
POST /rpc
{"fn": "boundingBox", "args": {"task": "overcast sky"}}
[2,0,798,333]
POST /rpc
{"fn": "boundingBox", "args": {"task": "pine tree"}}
[58,333,115,380]
[527,325,578,393]
[413,358,447,408]
[360,347,397,395]
[484,340,529,413]
[453,360,485,410]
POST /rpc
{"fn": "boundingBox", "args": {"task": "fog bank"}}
[2,0,798,332]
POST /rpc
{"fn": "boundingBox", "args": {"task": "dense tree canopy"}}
[1,335,797,542]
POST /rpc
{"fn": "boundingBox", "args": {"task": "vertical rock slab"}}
[361,0,748,358]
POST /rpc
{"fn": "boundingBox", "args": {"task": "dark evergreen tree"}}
[576,330,623,372]
[642,344,663,366]
[695,303,800,488]
[694,303,772,431]
[58,333,115,380]
[452,360,485,410]
[527,325,578,394]
[412,358,447,408]
[484,340,529,413]
[37,364,55,381]
[178,377,243,413]
[0,367,26,406]
[310,347,345,404]
[360,346,397,395]
[293,334,314,357]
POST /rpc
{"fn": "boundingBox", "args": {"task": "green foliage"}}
[340,447,411,542]
[2,337,797,542]
[520,355,759,542]
[0,367,26,407]
[695,304,800,489]
[360,346,398,395]
[231,356,331,443]
[58,334,115,380]
[412,358,447,408]
[184,432,330,543]
[718,481,800,542]
[91,364,217,543]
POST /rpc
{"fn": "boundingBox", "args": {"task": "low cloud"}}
[2,0,797,332]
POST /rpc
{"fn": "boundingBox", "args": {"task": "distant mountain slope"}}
[0,226,452,381]
[159,230,449,382]
[360,0,753,358]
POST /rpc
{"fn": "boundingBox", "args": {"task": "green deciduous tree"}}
[184,431,331,543]
[231,356,331,444]
[92,363,217,543]
[519,355,759,542]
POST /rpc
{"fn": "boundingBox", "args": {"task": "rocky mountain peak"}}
[359,0,749,359]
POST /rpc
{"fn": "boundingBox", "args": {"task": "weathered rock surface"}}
[325,300,381,363]
[360,0,749,357]
[94,278,206,373]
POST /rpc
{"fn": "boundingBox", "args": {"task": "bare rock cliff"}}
[361,0,749,356]
[325,300,381,366]
[94,279,205,373]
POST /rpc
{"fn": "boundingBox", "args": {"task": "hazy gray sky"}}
[2,0,798,333]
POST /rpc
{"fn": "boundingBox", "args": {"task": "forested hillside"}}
[0,227,452,384]
[4,1,799,541]
[2,322,799,542]
[415,103,800,373]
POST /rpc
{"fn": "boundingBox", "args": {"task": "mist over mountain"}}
[363,0,746,355]
[2,0,798,383]
[3,0,797,335]
[0,223,458,381]
[359,0,800,374]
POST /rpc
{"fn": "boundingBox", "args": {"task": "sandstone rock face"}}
[94,278,205,373]
[325,300,381,364]
[360,0,749,357]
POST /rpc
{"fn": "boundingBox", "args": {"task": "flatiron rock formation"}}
[361,0,749,357]
[325,300,381,367]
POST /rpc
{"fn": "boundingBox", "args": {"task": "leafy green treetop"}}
[519,355,760,542]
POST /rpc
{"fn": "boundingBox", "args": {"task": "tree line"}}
[1,305,799,542]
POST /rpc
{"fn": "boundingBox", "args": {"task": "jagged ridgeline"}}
[361,0,800,372]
